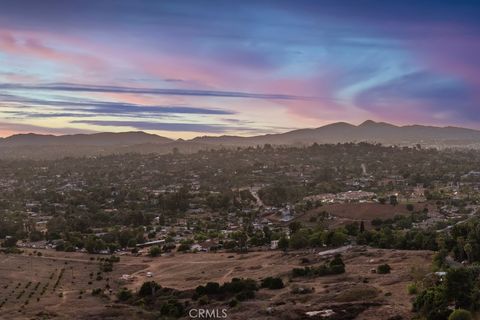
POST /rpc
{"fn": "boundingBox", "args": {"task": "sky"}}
[0,0,479,139]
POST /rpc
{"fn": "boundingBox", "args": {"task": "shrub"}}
[205,282,221,295]
[261,277,284,290]
[195,278,258,301]
[228,298,239,307]
[148,246,161,257]
[117,288,133,301]
[101,261,113,272]
[235,290,255,301]
[138,281,161,297]
[292,254,345,277]
[177,243,191,252]
[448,309,472,320]
[91,288,102,296]
[407,283,418,295]
[377,264,391,274]
[222,278,258,294]
[160,299,185,318]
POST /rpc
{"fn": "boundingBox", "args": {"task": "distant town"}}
[1,143,480,318]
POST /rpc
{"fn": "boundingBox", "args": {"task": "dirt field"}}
[295,202,434,228]
[0,247,432,319]
[0,250,145,319]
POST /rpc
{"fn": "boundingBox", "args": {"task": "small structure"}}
[270,240,279,250]
[136,239,165,248]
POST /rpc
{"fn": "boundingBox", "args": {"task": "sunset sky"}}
[1,0,479,138]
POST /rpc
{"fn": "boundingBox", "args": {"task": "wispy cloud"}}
[0,121,95,135]
[0,93,235,117]
[0,83,309,100]
[70,120,258,133]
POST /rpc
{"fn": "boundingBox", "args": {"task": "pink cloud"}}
[0,29,106,72]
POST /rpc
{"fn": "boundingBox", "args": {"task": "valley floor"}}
[0,247,432,319]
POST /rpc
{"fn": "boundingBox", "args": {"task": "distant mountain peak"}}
[321,121,355,129]
[359,120,377,126]
[358,120,397,128]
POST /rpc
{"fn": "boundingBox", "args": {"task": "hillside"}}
[1,120,480,159]
[0,131,173,147]
[192,120,480,146]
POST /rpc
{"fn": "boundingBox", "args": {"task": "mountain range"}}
[1,120,480,158]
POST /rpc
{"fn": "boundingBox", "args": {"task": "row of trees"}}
[414,267,479,320]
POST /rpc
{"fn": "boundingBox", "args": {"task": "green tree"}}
[278,236,289,252]
[149,245,161,257]
[289,229,309,249]
[288,222,302,235]
[445,268,474,309]
[448,309,472,320]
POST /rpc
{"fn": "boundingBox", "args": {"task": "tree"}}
[326,230,347,247]
[237,232,248,252]
[278,236,289,252]
[117,288,133,301]
[448,309,472,320]
[139,281,161,297]
[329,254,345,274]
[433,249,448,270]
[149,245,161,257]
[464,243,473,263]
[289,230,309,249]
[413,287,450,320]
[261,277,284,289]
[263,226,272,242]
[288,222,302,235]
[445,268,474,309]
[360,221,365,233]
[389,195,398,206]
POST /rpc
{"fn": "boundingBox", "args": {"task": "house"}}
[270,240,279,250]
[191,244,204,252]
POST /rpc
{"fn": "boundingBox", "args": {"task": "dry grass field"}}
[0,247,432,319]
[0,250,145,319]
[128,247,432,320]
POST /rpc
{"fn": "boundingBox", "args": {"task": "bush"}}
[195,278,258,302]
[160,299,185,318]
[101,261,113,272]
[377,264,391,274]
[222,278,258,294]
[148,246,161,257]
[117,288,133,301]
[177,243,191,252]
[91,288,102,296]
[261,277,284,290]
[235,290,255,301]
[196,282,221,296]
[205,282,221,294]
[292,255,345,277]
[448,309,472,320]
[407,283,418,295]
[138,281,161,297]
[228,298,239,307]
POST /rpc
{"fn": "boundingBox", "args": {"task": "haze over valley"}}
[2,120,480,159]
